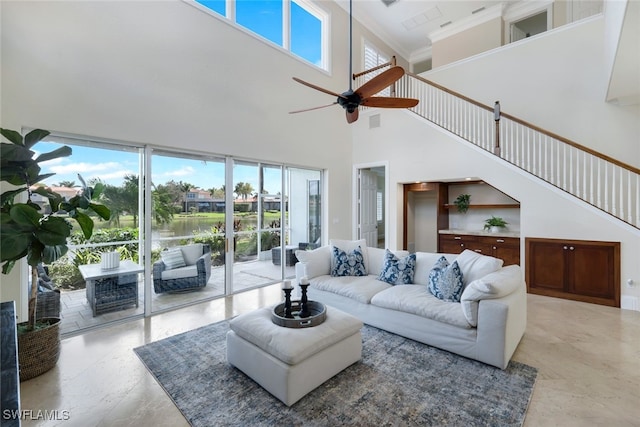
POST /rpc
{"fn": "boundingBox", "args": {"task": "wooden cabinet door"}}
[526,240,566,292]
[526,238,620,307]
[438,234,465,254]
[568,243,618,301]
[490,237,521,266]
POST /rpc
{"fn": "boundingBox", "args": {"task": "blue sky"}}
[34,141,283,195]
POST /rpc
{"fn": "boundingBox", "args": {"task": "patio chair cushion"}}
[161,249,186,270]
[161,265,199,280]
[180,243,204,266]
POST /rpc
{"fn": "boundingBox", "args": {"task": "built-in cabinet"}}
[439,233,521,266]
[403,180,521,266]
[525,237,620,307]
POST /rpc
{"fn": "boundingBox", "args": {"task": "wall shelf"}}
[444,204,520,209]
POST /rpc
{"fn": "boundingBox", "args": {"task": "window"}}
[190,0,327,70]
[290,0,323,67]
[236,0,283,46]
[363,40,391,96]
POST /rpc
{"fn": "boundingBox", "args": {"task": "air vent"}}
[369,114,381,129]
[440,21,452,28]
[472,6,486,14]
[381,0,398,7]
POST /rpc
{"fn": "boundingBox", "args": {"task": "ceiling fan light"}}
[381,0,399,7]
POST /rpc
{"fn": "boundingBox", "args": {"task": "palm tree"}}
[57,180,77,188]
[179,181,195,213]
[234,182,254,200]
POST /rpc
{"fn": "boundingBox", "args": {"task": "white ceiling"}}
[335,0,520,60]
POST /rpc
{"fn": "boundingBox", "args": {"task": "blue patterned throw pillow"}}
[378,249,416,285]
[331,246,367,277]
[428,256,464,302]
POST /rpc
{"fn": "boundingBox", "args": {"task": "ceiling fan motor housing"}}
[337,90,362,113]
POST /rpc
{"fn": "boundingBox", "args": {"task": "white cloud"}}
[49,161,122,174]
[162,166,196,178]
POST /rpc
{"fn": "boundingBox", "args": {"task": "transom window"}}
[192,0,327,69]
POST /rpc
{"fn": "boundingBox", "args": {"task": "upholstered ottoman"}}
[226,305,363,406]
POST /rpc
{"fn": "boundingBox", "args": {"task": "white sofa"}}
[294,240,527,369]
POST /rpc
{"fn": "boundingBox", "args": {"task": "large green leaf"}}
[73,211,94,239]
[0,188,27,206]
[0,128,24,146]
[0,226,32,262]
[35,145,71,163]
[0,143,33,163]
[9,204,41,227]
[34,216,71,246]
[26,240,45,267]
[2,260,16,275]
[42,244,68,264]
[24,129,51,149]
[89,203,111,220]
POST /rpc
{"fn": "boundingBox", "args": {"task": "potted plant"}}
[1,128,110,380]
[453,194,471,213]
[483,216,508,233]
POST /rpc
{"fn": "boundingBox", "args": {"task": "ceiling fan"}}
[290,0,419,124]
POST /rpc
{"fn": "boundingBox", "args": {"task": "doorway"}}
[355,163,387,249]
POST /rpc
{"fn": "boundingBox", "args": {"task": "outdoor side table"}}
[78,260,143,317]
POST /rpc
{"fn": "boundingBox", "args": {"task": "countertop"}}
[438,229,521,238]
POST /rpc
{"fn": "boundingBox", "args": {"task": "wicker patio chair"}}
[153,243,211,293]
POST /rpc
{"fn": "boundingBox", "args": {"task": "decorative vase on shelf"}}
[490,226,501,233]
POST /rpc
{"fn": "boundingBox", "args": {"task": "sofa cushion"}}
[378,249,416,285]
[428,256,464,302]
[180,243,203,266]
[460,265,523,326]
[367,247,410,277]
[454,249,503,286]
[330,239,369,274]
[295,246,331,279]
[370,285,471,329]
[331,246,367,277]
[310,275,391,304]
[161,249,186,270]
[161,264,198,280]
[413,252,457,286]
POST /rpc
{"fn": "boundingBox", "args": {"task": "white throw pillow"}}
[454,249,503,286]
[329,239,370,274]
[161,249,186,270]
[295,246,331,279]
[460,265,523,326]
[180,243,203,266]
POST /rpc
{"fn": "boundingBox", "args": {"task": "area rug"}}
[134,320,537,427]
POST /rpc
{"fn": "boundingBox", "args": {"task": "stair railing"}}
[354,66,640,229]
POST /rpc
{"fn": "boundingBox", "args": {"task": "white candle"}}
[282,280,293,290]
[300,276,309,285]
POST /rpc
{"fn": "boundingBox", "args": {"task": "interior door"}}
[359,169,378,248]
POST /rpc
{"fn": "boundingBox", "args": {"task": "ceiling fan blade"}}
[346,109,359,124]
[355,66,405,99]
[292,77,348,100]
[361,97,419,109]
[289,103,338,114]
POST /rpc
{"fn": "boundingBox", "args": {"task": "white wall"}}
[352,108,640,310]
[1,0,403,312]
[424,16,640,168]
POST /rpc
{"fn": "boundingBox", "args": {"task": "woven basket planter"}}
[17,318,61,381]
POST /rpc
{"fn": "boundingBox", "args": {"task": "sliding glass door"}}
[150,151,226,312]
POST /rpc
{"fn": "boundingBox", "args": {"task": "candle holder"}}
[283,288,294,318]
[299,282,310,318]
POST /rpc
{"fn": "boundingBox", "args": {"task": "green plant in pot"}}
[483,216,508,233]
[1,128,110,380]
[453,194,471,213]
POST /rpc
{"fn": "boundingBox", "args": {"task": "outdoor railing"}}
[354,65,640,229]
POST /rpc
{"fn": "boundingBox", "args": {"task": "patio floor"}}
[59,259,296,336]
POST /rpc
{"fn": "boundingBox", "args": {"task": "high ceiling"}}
[335,0,520,60]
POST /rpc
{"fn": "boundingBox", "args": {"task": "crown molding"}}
[409,46,433,63]
[428,3,507,43]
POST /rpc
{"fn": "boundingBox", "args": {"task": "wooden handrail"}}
[352,56,396,80]
[405,71,640,175]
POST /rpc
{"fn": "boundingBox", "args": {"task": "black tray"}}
[271,300,326,328]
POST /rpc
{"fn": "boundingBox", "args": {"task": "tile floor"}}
[17,291,640,427]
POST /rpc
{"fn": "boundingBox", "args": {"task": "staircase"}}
[355,67,640,230]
